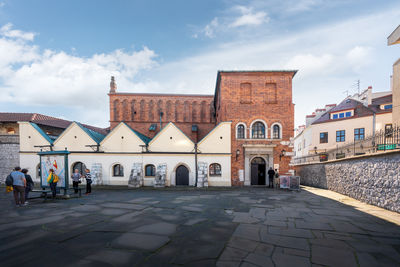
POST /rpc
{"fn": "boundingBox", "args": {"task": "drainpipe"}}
[372,111,376,152]
[194,143,198,187]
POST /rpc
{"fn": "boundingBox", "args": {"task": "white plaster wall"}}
[198,154,231,186]
[53,123,97,152]
[18,122,51,152]
[148,123,194,153]
[101,123,144,153]
[198,122,231,154]
[20,153,41,182]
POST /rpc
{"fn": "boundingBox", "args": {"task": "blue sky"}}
[0,0,399,128]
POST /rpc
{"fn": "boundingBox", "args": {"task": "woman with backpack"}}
[47,169,59,199]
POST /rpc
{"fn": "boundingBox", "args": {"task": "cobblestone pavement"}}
[1,186,400,267]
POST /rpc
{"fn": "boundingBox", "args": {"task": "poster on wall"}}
[38,151,69,189]
[238,170,244,182]
[280,176,290,189]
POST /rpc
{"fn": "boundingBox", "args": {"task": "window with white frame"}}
[113,164,124,177]
[272,124,281,139]
[237,124,245,139]
[252,122,266,139]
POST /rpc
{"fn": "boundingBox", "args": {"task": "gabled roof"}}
[0,112,108,135]
[371,94,392,106]
[101,122,151,145]
[312,99,374,125]
[75,122,106,144]
[148,122,194,146]
[197,121,231,145]
[29,122,54,144]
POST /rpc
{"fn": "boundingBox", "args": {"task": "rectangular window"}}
[339,113,344,118]
[265,83,277,104]
[336,130,345,142]
[240,83,252,104]
[385,124,393,137]
[320,132,328,143]
[354,128,364,140]
[332,114,338,119]
[345,111,352,117]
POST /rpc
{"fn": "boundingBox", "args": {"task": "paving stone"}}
[112,211,142,223]
[111,233,170,250]
[356,252,381,267]
[219,247,249,261]
[260,229,309,251]
[295,221,334,231]
[216,260,241,267]
[101,202,147,210]
[184,218,207,226]
[249,208,267,219]
[227,237,259,252]
[233,212,260,224]
[272,251,311,267]
[100,208,129,216]
[232,224,261,241]
[309,238,353,250]
[133,222,177,236]
[311,245,358,267]
[181,206,204,212]
[254,243,274,256]
[269,227,314,238]
[329,221,367,234]
[283,247,310,258]
[244,252,274,267]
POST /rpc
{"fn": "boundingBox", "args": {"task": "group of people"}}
[6,167,34,206]
[267,167,279,188]
[6,166,93,207]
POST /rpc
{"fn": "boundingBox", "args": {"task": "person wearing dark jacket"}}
[267,167,275,188]
[84,168,92,195]
[22,169,34,203]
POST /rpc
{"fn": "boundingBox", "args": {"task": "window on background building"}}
[272,125,281,139]
[345,112,352,117]
[113,164,124,177]
[209,163,221,176]
[339,113,345,118]
[385,124,393,137]
[336,130,345,142]
[384,104,392,110]
[237,124,245,139]
[332,114,338,119]
[320,132,328,143]
[7,128,15,134]
[145,164,155,177]
[354,128,365,140]
[252,122,265,139]
[149,124,157,131]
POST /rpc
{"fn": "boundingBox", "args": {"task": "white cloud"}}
[0,23,35,41]
[286,0,324,13]
[202,18,219,38]
[346,46,373,72]
[0,24,157,126]
[229,6,269,27]
[284,54,334,75]
[0,2,5,8]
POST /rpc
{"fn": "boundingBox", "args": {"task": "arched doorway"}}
[251,157,266,185]
[72,162,86,175]
[176,165,189,186]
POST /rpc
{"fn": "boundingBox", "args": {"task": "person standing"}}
[22,169,34,203]
[71,169,81,194]
[47,169,59,198]
[267,167,275,188]
[84,168,92,195]
[11,167,27,206]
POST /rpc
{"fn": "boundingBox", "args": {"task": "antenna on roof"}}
[343,90,349,97]
[352,79,360,95]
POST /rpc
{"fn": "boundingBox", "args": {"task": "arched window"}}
[252,122,265,139]
[145,164,156,177]
[273,124,281,139]
[237,124,245,139]
[113,164,124,177]
[209,163,222,176]
[72,162,86,175]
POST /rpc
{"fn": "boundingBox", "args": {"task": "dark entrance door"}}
[251,157,266,185]
[176,165,189,186]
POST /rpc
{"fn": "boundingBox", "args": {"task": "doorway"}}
[176,165,189,186]
[251,157,266,185]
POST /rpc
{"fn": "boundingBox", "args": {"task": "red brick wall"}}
[109,93,216,141]
[215,72,295,186]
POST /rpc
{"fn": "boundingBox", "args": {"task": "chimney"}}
[110,76,117,93]
[367,86,372,105]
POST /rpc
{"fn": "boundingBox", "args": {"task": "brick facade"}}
[109,71,296,186]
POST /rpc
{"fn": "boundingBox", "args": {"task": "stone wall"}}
[0,135,19,183]
[295,152,400,213]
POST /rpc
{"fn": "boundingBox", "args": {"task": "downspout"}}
[372,111,376,152]
[194,143,198,187]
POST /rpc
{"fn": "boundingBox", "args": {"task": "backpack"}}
[5,174,13,186]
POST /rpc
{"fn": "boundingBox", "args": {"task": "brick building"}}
[109,70,297,186]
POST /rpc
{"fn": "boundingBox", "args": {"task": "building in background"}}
[293,86,393,161]
[388,25,400,126]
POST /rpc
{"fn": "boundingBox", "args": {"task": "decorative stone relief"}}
[128,163,143,188]
[154,163,167,187]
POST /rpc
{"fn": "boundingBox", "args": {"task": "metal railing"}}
[291,125,400,165]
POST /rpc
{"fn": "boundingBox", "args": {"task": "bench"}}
[30,189,53,201]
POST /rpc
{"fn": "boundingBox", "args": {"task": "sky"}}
[0,0,399,129]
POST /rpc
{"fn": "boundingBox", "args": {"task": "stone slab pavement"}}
[0,186,399,267]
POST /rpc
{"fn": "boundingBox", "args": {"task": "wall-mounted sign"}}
[319,154,328,162]
[38,150,70,189]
